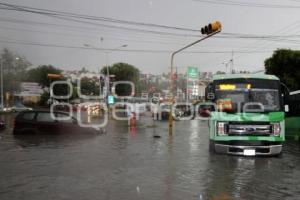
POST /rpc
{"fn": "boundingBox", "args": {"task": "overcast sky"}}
[0,0,299,74]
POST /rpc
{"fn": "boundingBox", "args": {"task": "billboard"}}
[17,82,43,97]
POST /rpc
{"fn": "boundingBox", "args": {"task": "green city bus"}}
[285,91,300,140]
[205,74,289,156]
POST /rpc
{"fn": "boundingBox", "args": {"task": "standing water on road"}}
[1,114,300,200]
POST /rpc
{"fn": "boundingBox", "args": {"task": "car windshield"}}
[14,103,26,108]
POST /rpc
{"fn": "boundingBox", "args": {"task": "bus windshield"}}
[214,79,281,112]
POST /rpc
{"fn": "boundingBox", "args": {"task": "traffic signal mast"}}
[168,21,222,136]
[201,21,222,35]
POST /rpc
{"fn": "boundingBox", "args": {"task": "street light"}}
[168,21,222,135]
[105,44,128,94]
[84,43,127,92]
[83,43,127,106]
[222,59,233,74]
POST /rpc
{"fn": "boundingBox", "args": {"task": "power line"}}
[194,0,300,9]
[0,2,203,38]
[0,17,202,44]
[0,6,201,37]
[1,20,300,46]
[0,2,200,32]
[0,38,275,54]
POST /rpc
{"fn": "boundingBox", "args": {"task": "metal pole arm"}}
[168,29,221,135]
[171,30,221,58]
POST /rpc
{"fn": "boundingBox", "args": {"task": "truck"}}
[205,74,289,156]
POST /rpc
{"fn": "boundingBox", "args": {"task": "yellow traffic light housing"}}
[201,21,222,35]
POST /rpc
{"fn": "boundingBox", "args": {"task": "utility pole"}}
[186,71,188,103]
[104,44,127,96]
[0,59,3,110]
[231,50,234,73]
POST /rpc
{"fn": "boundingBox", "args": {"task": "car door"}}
[36,112,59,134]
[19,112,37,133]
[55,113,79,134]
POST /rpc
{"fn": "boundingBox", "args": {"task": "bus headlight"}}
[217,122,227,135]
[272,123,281,136]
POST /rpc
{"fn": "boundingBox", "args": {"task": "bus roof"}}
[212,73,279,81]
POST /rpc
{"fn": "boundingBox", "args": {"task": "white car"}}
[10,104,33,112]
[0,106,12,112]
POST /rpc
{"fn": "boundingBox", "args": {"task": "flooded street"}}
[1,113,300,200]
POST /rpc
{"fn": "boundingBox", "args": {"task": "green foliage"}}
[25,65,62,87]
[39,91,50,106]
[101,62,140,96]
[216,71,226,75]
[79,77,100,96]
[265,49,300,91]
[1,48,31,93]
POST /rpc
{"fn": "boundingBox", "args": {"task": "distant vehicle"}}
[13,110,99,135]
[153,104,182,120]
[194,103,212,118]
[10,104,33,112]
[0,120,5,130]
[159,104,171,120]
[198,105,211,118]
[176,104,192,118]
[0,106,11,112]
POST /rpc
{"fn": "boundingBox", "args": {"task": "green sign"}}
[108,95,114,104]
[187,66,199,95]
[187,66,199,79]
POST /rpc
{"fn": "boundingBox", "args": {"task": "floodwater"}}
[0,113,300,200]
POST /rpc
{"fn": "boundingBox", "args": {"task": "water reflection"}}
[0,114,300,200]
[13,132,99,148]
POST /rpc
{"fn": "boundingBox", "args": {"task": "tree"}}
[265,49,300,91]
[216,71,226,75]
[0,48,31,93]
[101,62,140,96]
[79,77,100,96]
[78,67,89,74]
[25,65,62,87]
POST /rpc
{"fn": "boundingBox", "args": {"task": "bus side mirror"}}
[284,105,289,112]
[280,83,290,113]
[206,93,215,100]
[281,82,290,103]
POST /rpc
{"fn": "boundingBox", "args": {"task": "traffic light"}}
[201,21,222,35]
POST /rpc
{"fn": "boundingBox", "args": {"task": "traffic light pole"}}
[168,29,221,136]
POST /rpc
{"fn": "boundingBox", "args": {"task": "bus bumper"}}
[214,143,282,156]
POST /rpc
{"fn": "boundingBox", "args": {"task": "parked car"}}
[10,104,33,112]
[0,120,5,130]
[13,110,100,135]
[0,106,12,112]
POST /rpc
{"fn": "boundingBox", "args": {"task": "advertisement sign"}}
[18,82,43,97]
